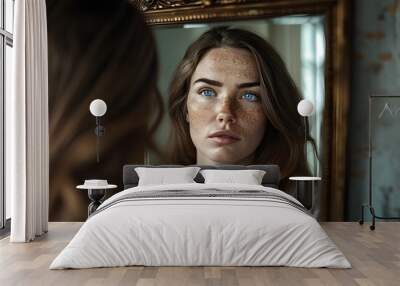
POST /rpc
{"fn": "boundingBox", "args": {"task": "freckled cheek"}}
[236,107,266,138]
[187,98,215,134]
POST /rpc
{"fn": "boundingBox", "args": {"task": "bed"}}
[50,165,350,269]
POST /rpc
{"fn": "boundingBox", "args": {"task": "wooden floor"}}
[0,222,399,286]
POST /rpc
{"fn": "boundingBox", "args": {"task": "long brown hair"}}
[168,26,315,192]
[48,0,163,220]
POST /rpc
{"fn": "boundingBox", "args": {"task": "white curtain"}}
[6,0,49,242]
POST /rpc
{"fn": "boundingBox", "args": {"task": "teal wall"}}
[347,0,400,220]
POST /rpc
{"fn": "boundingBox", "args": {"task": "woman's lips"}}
[208,131,240,145]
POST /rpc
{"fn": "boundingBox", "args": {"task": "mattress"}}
[50,183,351,269]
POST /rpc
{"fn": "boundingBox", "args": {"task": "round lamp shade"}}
[297,99,314,117]
[90,99,107,117]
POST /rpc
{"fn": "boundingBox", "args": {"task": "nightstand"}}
[77,180,117,217]
[289,176,321,210]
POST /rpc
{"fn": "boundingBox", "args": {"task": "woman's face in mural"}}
[186,47,267,165]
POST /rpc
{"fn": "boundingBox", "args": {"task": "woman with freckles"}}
[168,27,315,193]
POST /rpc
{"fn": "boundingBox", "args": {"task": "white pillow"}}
[135,167,201,186]
[200,169,266,185]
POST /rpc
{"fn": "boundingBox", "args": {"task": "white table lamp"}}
[297,99,314,117]
[90,99,107,117]
[297,99,316,174]
[89,99,107,163]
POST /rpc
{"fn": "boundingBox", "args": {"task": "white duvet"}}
[50,183,351,269]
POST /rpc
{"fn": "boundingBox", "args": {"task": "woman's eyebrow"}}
[237,81,260,88]
[193,78,223,87]
[193,78,260,88]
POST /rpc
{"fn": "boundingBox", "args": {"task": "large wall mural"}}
[47,0,349,221]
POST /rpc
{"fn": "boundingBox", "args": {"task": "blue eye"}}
[200,89,216,97]
[242,92,259,102]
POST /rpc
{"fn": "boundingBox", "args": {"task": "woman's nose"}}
[217,113,236,125]
[216,98,236,125]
